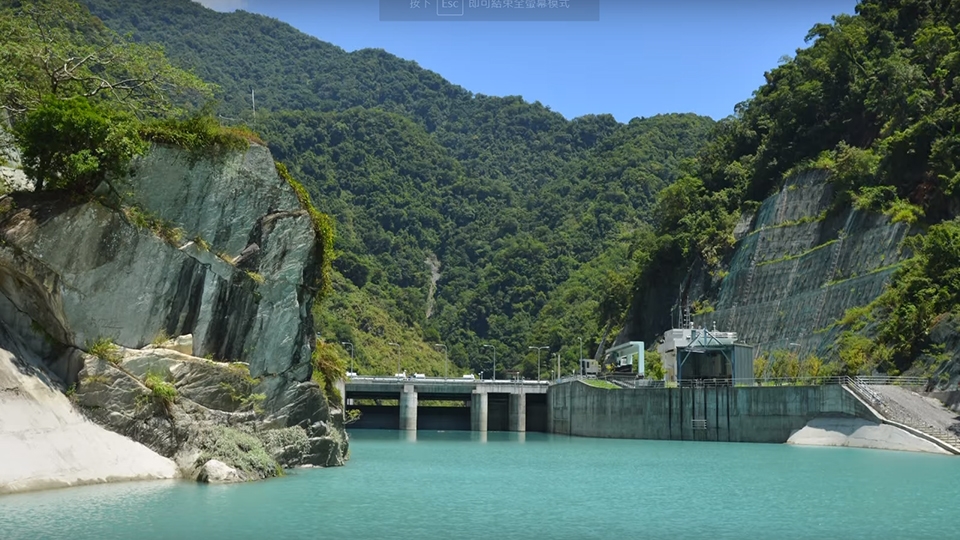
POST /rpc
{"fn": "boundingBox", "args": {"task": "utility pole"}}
[341,342,354,374]
[434,343,449,379]
[578,337,584,375]
[482,344,496,381]
[389,342,401,376]
[528,346,549,381]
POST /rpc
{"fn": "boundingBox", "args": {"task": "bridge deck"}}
[345,377,549,397]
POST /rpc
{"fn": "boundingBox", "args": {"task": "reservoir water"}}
[2,430,959,540]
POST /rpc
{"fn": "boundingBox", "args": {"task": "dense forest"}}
[78,0,715,378]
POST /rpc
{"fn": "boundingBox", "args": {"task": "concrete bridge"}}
[344,377,549,432]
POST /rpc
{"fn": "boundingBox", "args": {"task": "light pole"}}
[388,342,401,376]
[434,343,449,379]
[341,341,354,374]
[482,344,496,381]
[578,337,583,361]
[789,342,801,379]
[528,346,549,381]
[555,352,561,381]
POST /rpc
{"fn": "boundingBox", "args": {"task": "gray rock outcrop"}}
[197,459,244,484]
[0,111,32,193]
[620,170,913,358]
[0,142,347,487]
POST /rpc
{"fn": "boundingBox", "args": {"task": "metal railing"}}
[849,375,928,387]
[844,376,886,408]
[346,376,549,386]
[842,377,960,452]
[552,375,933,390]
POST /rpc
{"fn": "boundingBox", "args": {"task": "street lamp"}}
[340,341,354,374]
[578,337,583,361]
[555,352,561,382]
[388,342,401,376]
[434,343,449,379]
[482,344,496,381]
[528,346,549,381]
[789,342,802,379]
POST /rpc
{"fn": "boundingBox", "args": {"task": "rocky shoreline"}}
[0,143,347,494]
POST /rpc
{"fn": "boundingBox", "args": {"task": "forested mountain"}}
[624,0,960,378]
[79,0,715,377]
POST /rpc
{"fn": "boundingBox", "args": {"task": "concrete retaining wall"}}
[548,381,878,443]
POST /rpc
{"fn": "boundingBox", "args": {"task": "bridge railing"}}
[345,375,550,385]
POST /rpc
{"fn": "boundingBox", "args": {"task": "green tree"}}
[0,0,212,116]
[14,95,145,192]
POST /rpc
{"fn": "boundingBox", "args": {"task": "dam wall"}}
[548,381,879,443]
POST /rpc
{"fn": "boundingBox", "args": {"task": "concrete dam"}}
[344,377,884,444]
[548,381,878,443]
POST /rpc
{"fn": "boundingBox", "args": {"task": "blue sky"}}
[195,0,859,122]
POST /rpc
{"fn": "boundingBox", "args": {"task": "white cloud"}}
[192,0,249,12]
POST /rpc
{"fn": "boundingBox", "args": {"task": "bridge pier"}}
[400,384,418,430]
[509,392,526,432]
[471,389,488,432]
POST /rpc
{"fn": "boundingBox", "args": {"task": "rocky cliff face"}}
[621,171,913,359]
[0,143,346,488]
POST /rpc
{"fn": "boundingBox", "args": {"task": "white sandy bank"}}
[0,348,179,495]
[787,417,948,454]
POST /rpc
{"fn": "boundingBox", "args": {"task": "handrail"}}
[346,376,549,385]
[553,375,932,389]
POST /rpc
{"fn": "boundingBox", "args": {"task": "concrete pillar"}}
[471,389,488,432]
[508,392,526,432]
[399,384,418,430]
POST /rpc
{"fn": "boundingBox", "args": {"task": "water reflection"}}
[367,429,539,444]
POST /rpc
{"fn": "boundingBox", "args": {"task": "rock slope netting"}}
[0,143,346,490]
[626,171,912,357]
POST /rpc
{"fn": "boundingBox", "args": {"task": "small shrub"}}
[312,340,347,405]
[344,409,362,425]
[88,337,122,364]
[217,251,235,265]
[82,374,111,386]
[139,114,258,163]
[245,271,265,285]
[852,185,897,212]
[193,236,211,251]
[884,199,924,224]
[144,372,177,406]
[193,425,282,479]
[123,206,185,247]
[151,331,171,347]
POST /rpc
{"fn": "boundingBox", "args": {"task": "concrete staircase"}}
[845,378,960,454]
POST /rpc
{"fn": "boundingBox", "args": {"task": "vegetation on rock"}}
[88,337,121,365]
[14,96,145,192]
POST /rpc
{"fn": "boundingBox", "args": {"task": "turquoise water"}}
[2,430,960,540]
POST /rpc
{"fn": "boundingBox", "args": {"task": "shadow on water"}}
[349,429,542,445]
